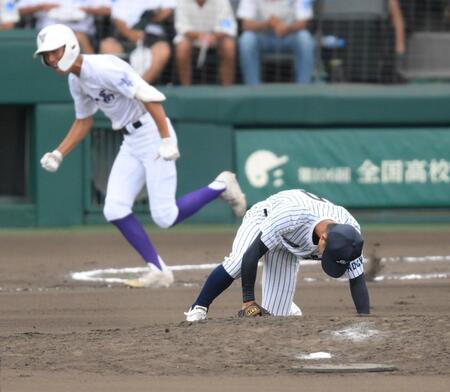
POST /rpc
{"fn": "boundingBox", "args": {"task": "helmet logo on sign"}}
[245,150,289,188]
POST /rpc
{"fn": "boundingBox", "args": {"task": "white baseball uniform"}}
[222,189,364,316]
[69,54,179,227]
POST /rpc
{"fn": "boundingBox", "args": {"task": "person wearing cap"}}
[184,188,370,322]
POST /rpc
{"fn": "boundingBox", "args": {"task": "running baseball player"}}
[185,189,370,321]
[35,24,246,288]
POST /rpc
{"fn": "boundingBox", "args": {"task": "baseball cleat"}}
[125,264,174,288]
[289,302,303,316]
[184,305,208,322]
[215,171,247,217]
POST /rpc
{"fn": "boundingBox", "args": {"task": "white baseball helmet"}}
[34,24,80,72]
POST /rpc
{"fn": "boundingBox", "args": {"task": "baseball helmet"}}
[34,24,80,72]
[321,224,364,278]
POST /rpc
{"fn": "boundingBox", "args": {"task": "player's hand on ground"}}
[157,137,180,161]
[237,302,271,318]
[40,150,63,172]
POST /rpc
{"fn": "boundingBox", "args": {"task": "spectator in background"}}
[237,0,315,85]
[389,0,406,76]
[175,0,237,86]
[17,0,111,53]
[100,0,174,84]
[1,0,19,29]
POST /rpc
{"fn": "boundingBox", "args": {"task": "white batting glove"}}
[40,150,63,172]
[157,137,180,161]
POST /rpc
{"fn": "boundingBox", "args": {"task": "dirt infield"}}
[1,225,450,391]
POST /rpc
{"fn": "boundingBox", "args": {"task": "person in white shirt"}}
[184,189,370,321]
[237,0,315,85]
[0,0,19,29]
[175,0,237,86]
[17,0,111,53]
[34,24,247,288]
[100,0,175,84]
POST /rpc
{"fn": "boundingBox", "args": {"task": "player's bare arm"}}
[143,102,170,139]
[142,102,180,161]
[56,117,94,157]
[40,117,93,173]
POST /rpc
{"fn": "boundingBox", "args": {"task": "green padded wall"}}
[34,104,84,226]
[1,30,450,226]
[175,122,235,223]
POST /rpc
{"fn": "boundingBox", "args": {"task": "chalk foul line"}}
[70,255,450,284]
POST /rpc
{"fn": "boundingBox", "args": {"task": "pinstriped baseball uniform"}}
[222,189,364,316]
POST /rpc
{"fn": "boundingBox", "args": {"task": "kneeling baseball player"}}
[34,24,247,289]
[185,189,370,321]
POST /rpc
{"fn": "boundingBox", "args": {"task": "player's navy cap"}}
[321,224,363,278]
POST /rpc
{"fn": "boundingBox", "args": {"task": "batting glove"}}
[40,150,63,172]
[157,137,180,161]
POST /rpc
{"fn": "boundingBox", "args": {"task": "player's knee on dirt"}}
[103,199,133,222]
[150,204,178,229]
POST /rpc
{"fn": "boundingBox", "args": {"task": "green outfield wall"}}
[0,30,449,227]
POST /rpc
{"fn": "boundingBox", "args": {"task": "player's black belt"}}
[263,208,268,217]
[117,120,143,136]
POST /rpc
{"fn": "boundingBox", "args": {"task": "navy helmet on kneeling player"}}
[321,224,364,278]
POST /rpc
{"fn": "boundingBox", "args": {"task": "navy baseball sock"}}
[193,265,234,308]
[173,186,224,226]
[111,213,162,270]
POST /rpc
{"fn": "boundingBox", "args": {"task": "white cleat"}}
[215,171,247,217]
[125,264,174,288]
[184,305,208,322]
[290,302,303,316]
